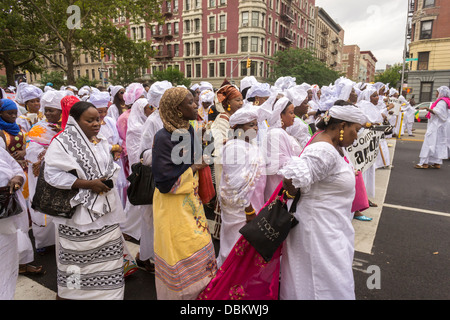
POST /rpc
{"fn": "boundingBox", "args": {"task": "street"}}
[14,122,450,300]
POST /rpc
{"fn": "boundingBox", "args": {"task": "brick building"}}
[406,0,450,102]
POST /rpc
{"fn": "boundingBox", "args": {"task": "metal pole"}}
[400,0,410,94]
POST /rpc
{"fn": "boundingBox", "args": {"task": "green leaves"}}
[268,48,343,87]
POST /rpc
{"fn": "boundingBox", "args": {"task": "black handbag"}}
[239,188,300,262]
[127,151,155,205]
[0,187,23,219]
[31,162,79,219]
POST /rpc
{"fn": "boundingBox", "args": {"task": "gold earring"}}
[339,129,344,141]
[227,104,231,112]
[177,111,183,118]
[254,100,259,106]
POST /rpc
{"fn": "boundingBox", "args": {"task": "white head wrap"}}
[199,89,215,105]
[78,86,91,98]
[337,78,354,101]
[190,83,200,91]
[357,86,377,103]
[284,85,308,107]
[246,82,272,100]
[20,84,43,103]
[44,86,56,92]
[274,76,296,91]
[88,91,111,108]
[229,102,261,127]
[240,76,258,92]
[109,85,124,101]
[437,86,450,98]
[40,90,68,110]
[148,81,173,108]
[328,104,368,125]
[264,96,291,128]
[198,81,213,92]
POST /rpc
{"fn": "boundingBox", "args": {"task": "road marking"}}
[383,203,450,217]
[397,138,424,142]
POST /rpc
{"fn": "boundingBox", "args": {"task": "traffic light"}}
[246,57,251,69]
[100,47,105,59]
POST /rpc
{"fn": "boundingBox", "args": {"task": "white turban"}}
[88,91,111,108]
[329,104,368,125]
[198,81,213,92]
[199,89,215,105]
[229,102,261,127]
[246,82,272,100]
[284,85,308,107]
[109,85,124,101]
[19,84,43,103]
[190,83,200,91]
[240,76,258,92]
[437,86,450,98]
[40,90,68,110]
[274,76,296,91]
[264,96,291,128]
[357,85,377,103]
[148,81,173,108]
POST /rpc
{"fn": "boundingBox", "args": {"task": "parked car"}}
[414,102,431,122]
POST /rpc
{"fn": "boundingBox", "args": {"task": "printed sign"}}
[346,129,384,173]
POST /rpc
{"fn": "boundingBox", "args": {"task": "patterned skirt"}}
[56,223,125,300]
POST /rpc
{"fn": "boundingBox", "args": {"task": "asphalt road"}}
[14,123,450,300]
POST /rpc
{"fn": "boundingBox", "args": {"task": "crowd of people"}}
[0,75,448,300]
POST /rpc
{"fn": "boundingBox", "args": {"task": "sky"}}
[315,0,410,70]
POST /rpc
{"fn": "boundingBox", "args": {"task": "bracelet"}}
[111,144,121,153]
[245,209,255,215]
[284,189,296,199]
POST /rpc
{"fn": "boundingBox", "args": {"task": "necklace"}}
[90,137,99,145]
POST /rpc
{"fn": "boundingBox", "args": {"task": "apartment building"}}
[406,0,450,102]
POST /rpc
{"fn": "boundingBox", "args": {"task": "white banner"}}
[346,129,384,173]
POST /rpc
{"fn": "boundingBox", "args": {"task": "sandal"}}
[368,200,378,207]
[414,164,429,169]
[430,164,440,169]
[19,264,44,275]
[135,253,155,273]
[354,215,373,222]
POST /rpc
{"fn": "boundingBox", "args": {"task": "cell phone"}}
[102,179,114,188]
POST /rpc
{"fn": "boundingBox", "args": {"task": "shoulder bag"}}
[127,150,155,205]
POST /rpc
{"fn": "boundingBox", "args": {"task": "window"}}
[420,20,433,39]
[195,41,200,55]
[219,39,226,54]
[195,0,201,7]
[251,12,259,27]
[185,43,191,56]
[195,18,200,32]
[139,26,144,39]
[167,23,172,35]
[185,0,190,10]
[219,15,226,31]
[219,62,225,77]
[174,44,179,57]
[174,0,178,11]
[186,64,192,78]
[209,40,215,54]
[195,64,201,77]
[242,12,249,26]
[241,36,248,52]
[185,20,191,33]
[420,82,433,102]
[219,0,226,5]
[251,37,258,52]
[209,63,215,77]
[209,0,215,7]
[174,22,179,34]
[92,69,96,79]
[418,52,430,70]
[268,17,272,33]
[423,0,435,8]
[209,16,215,31]
[240,61,248,76]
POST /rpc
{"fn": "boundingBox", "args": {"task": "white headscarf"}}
[109,85,124,102]
[198,81,213,92]
[18,84,43,103]
[284,85,308,107]
[240,76,258,92]
[126,98,150,166]
[124,83,144,105]
[265,96,291,128]
[229,102,261,127]
[329,104,368,125]
[40,90,68,110]
[358,86,377,103]
[199,89,215,106]
[147,81,173,109]
[274,76,296,91]
[88,91,111,108]
[437,86,450,98]
[245,82,272,100]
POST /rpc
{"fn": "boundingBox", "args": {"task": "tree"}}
[4,0,164,85]
[374,63,406,90]
[268,48,343,87]
[39,71,66,89]
[151,67,191,87]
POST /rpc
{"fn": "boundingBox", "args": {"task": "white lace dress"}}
[278,141,356,300]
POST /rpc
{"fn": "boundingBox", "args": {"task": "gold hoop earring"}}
[177,111,183,118]
[254,100,259,106]
[339,129,344,141]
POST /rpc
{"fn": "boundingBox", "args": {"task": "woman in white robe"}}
[107,85,125,121]
[120,98,154,241]
[44,102,127,300]
[0,147,27,300]
[278,104,367,300]
[135,81,172,272]
[217,104,266,267]
[285,86,312,149]
[261,96,301,202]
[415,86,450,169]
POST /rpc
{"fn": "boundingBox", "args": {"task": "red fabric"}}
[51,95,80,141]
[198,166,215,204]
[351,171,369,213]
